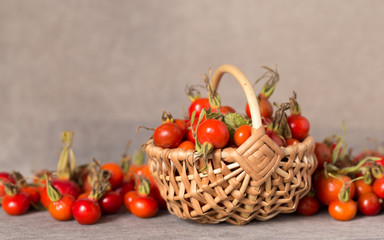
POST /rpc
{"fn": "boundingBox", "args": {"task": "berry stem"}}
[258,66,279,98]
[331,123,346,164]
[338,157,381,175]
[45,175,62,202]
[137,176,151,195]
[185,84,203,102]
[289,91,301,116]
[161,111,174,123]
[0,179,18,196]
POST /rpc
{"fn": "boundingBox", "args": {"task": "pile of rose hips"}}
[153,67,311,171]
[0,132,165,225]
[297,125,384,221]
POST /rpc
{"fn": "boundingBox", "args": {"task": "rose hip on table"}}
[1,181,30,216]
[329,199,357,221]
[40,179,81,209]
[120,148,166,210]
[72,198,102,225]
[71,174,111,224]
[315,173,355,206]
[99,191,123,215]
[10,171,40,207]
[39,132,82,209]
[358,192,381,216]
[101,162,124,190]
[297,194,320,216]
[123,177,158,218]
[46,175,75,221]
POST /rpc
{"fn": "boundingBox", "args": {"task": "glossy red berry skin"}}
[153,123,183,149]
[2,192,30,216]
[72,199,101,225]
[99,191,123,215]
[287,115,310,141]
[196,119,229,149]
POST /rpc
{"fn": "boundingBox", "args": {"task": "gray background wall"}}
[2,0,384,175]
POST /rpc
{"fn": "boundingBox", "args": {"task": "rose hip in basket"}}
[144,64,317,225]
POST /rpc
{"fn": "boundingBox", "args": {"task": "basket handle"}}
[211,64,262,129]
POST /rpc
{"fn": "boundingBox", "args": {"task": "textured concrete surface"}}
[1,1,384,238]
[0,209,383,240]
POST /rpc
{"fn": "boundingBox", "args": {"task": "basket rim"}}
[145,132,315,161]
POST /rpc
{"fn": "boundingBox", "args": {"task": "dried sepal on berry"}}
[256,66,280,99]
[267,102,291,145]
[202,68,221,110]
[45,175,62,202]
[185,84,204,102]
[57,131,77,180]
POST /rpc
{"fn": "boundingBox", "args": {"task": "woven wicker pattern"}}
[145,127,316,225]
[145,64,317,225]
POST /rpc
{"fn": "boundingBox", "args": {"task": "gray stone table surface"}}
[0,208,383,240]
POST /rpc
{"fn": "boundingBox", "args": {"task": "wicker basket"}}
[145,64,317,225]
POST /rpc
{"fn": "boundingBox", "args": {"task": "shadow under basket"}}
[144,64,317,225]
